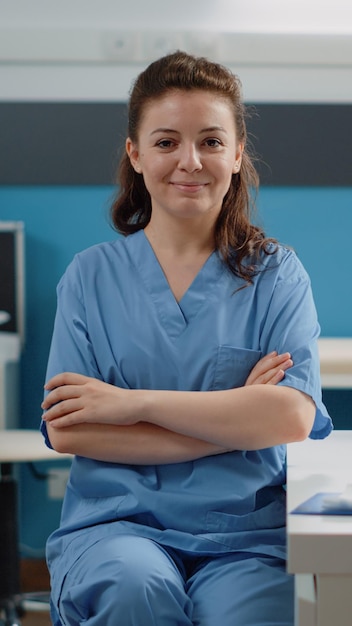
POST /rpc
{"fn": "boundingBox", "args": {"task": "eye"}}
[156,139,176,149]
[204,138,222,148]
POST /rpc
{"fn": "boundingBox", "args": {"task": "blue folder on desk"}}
[291,492,352,515]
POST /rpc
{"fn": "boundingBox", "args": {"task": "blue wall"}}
[259,187,352,337]
[0,184,351,554]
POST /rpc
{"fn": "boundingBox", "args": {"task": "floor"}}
[0,559,52,624]
[19,560,52,625]
[21,609,51,626]
[0,605,51,626]
[4,596,52,626]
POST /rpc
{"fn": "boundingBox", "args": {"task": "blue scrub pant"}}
[53,535,294,625]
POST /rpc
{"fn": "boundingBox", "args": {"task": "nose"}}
[177,143,202,172]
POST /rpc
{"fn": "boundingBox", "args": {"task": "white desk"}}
[287,431,352,626]
[0,428,72,463]
[318,338,352,389]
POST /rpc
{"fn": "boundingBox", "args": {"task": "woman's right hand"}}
[42,372,142,429]
[245,351,293,386]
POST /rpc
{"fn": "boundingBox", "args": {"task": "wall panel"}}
[1,103,351,186]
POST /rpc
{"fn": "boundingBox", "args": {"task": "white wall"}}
[2,0,352,33]
[1,0,352,102]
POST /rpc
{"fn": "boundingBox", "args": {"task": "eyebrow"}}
[150,126,228,136]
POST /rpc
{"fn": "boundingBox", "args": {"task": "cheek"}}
[215,160,237,183]
[142,157,170,181]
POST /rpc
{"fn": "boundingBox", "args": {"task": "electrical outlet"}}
[47,468,70,500]
[141,31,184,61]
[102,31,141,62]
[184,32,221,60]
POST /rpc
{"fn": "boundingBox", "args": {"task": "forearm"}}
[142,384,316,450]
[46,421,229,464]
[43,364,315,456]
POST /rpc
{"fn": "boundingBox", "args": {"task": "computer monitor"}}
[0,221,25,342]
[0,221,25,429]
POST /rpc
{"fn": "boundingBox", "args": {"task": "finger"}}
[266,352,291,368]
[259,352,292,374]
[42,398,83,422]
[44,372,89,391]
[41,384,83,410]
[265,368,286,385]
[244,353,276,385]
[46,409,85,429]
[249,352,290,379]
[279,357,293,372]
[258,358,293,384]
[246,356,293,386]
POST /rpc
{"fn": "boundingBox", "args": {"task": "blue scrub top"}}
[41,230,332,598]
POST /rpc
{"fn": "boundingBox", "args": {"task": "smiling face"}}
[126,89,243,230]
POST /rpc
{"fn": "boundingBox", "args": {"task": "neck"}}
[144,217,215,258]
[143,222,215,302]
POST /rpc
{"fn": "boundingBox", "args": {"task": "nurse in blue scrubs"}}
[41,51,332,626]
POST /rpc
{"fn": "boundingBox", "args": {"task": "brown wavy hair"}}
[110,50,277,285]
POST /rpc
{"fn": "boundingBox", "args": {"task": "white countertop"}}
[0,429,72,463]
[318,338,352,388]
[287,431,352,575]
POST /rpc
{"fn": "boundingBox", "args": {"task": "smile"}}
[170,182,208,193]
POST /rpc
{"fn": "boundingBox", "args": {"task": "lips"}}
[170,182,208,193]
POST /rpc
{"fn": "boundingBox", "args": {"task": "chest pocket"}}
[212,346,262,390]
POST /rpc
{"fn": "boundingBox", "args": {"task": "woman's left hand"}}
[42,372,140,428]
[245,351,293,386]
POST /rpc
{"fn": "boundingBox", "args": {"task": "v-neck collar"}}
[127,230,225,340]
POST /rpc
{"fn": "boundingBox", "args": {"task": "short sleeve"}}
[259,250,332,440]
[40,257,102,448]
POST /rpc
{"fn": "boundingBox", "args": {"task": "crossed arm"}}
[42,351,315,464]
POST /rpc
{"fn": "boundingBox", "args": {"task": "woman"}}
[41,51,332,625]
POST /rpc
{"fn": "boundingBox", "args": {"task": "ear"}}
[233,142,244,174]
[126,137,142,173]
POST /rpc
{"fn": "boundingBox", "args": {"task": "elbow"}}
[286,392,316,443]
[46,424,73,454]
[291,416,312,442]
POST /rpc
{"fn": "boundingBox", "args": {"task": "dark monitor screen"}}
[0,224,24,338]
